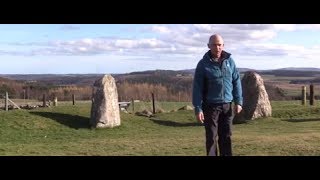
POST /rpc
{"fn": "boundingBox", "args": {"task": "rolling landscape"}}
[4,24,320,156]
[1,67,320,102]
[2,67,320,156]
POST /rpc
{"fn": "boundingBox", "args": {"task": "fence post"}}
[5,92,8,111]
[53,97,58,106]
[23,89,26,103]
[310,84,314,105]
[43,94,46,107]
[72,94,75,105]
[152,93,155,114]
[26,87,29,99]
[131,98,134,113]
[302,86,306,105]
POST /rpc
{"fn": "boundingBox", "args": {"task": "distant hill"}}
[0,74,105,86]
[258,69,320,77]
[2,67,320,86]
[125,67,255,76]
[275,67,320,71]
[177,67,320,74]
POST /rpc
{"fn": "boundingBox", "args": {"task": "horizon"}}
[0,66,319,75]
[1,24,320,74]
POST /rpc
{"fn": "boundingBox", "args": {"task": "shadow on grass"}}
[30,112,90,129]
[282,118,320,123]
[232,120,249,124]
[149,118,203,127]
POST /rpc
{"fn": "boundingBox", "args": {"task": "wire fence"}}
[0,92,79,111]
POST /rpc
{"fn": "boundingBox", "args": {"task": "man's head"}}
[207,34,224,59]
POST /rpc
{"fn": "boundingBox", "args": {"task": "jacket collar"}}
[204,50,231,63]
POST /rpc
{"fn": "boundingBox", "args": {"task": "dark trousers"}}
[203,103,233,156]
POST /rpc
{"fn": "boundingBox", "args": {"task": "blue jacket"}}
[192,50,243,114]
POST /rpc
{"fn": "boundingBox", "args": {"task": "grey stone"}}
[90,74,121,128]
[234,71,272,122]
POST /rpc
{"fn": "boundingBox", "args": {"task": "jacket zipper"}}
[220,60,225,102]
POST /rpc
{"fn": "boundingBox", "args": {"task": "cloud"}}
[273,24,320,31]
[3,24,320,64]
[150,25,171,34]
[249,30,277,40]
[60,25,80,31]
[273,24,297,31]
[233,43,320,60]
[114,38,167,49]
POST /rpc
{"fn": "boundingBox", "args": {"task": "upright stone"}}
[234,71,272,122]
[90,74,121,128]
[53,97,58,106]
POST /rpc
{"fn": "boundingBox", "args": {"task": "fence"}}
[1,92,78,111]
[301,84,316,106]
[0,92,21,111]
[118,92,193,115]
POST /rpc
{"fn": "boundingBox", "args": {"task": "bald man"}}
[192,34,243,156]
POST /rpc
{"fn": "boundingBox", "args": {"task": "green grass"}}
[128,101,193,112]
[1,101,320,156]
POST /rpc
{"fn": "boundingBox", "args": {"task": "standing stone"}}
[53,97,58,106]
[234,71,272,122]
[90,74,121,128]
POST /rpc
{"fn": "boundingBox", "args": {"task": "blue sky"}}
[1,24,320,74]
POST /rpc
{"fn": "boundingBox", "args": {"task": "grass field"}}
[1,100,320,156]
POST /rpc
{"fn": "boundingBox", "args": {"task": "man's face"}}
[208,37,224,58]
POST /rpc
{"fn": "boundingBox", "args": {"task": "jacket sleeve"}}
[192,61,205,114]
[231,59,243,106]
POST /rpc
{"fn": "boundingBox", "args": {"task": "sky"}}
[1,24,320,74]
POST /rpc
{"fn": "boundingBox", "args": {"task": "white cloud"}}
[4,24,320,70]
[273,24,297,31]
[78,47,87,51]
[81,38,94,45]
[4,24,283,57]
[151,25,171,34]
[60,25,80,31]
[298,24,320,31]
[114,38,167,49]
[249,30,277,40]
[273,24,320,31]
[114,39,135,48]
[193,24,214,32]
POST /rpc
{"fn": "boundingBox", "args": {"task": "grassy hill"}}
[1,100,320,156]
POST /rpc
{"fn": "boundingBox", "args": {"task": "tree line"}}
[0,76,192,102]
[1,75,291,102]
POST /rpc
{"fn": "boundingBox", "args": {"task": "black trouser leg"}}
[218,103,233,156]
[203,105,221,156]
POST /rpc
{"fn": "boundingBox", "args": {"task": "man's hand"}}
[196,112,204,123]
[234,104,242,114]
